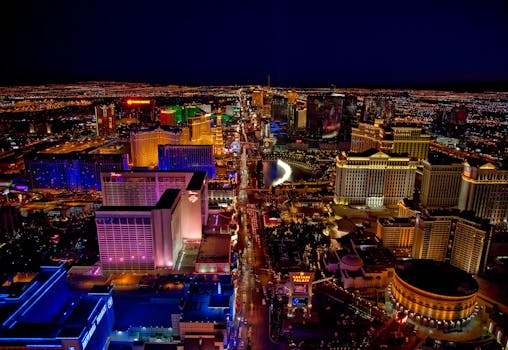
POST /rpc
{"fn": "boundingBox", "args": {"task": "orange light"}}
[291,272,313,283]
[126,99,151,105]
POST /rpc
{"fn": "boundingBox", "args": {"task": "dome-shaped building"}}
[340,254,364,272]
[388,259,479,329]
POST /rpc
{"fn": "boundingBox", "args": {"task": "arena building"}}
[388,259,480,329]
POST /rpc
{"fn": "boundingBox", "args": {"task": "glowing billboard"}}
[126,99,151,105]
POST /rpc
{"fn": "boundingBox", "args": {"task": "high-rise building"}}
[451,219,492,274]
[0,265,114,349]
[286,90,298,104]
[351,122,430,162]
[123,98,155,123]
[158,144,216,178]
[458,159,508,225]
[100,170,208,241]
[334,149,417,208]
[306,93,344,141]
[159,107,178,126]
[421,152,464,207]
[251,90,264,107]
[413,214,452,262]
[130,127,190,168]
[413,211,492,274]
[270,95,289,122]
[376,217,415,255]
[95,104,116,137]
[160,105,203,124]
[96,189,182,272]
[24,140,128,190]
[188,114,213,144]
[361,97,392,123]
[296,108,307,129]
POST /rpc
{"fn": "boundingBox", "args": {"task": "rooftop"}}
[426,151,464,166]
[40,140,107,154]
[196,234,231,264]
[187,171,207,191]
[395,259,479,297]
[155,189,181,209]
[378,217,414,227]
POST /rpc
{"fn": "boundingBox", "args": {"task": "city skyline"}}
[1,0,508,89]
[0,84,507,349]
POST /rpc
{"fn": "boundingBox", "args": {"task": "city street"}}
[234,138,286,350]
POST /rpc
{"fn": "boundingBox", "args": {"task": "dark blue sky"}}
[1,0,508,88]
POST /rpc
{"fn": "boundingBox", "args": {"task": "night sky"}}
[1,0,508,88]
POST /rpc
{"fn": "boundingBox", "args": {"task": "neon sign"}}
[126,99,151,105]
[291,272,312,284]
[81,303,107,349]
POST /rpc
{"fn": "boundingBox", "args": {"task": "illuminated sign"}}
[126,99,151,105]
[291,272,313,284]
[110,172,122,178]
[81,303,107,349]
[188,190,199,203]
[292,297,308,307]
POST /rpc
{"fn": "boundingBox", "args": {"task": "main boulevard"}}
[234,129,286,350]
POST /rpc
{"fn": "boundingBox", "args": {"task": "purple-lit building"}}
[100,170,208,241]
[0,264,114,350]
[96,189,182,272]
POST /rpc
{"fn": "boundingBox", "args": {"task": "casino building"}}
[96,189,183,272]
[334,149,417,208]
[100,170,208,241]
[388,259,479,329]
[24,140,128,191]
[0,264,114,350]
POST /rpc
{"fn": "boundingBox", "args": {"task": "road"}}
[234,138,285,350]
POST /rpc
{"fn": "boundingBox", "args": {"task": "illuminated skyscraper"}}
[413,211,492,274]
[95,104,116,137]
[251,90,264,107]
[306,93,343,141]
[159,107,178,126]
[158,144,216,178]
[296,108,307,129]
[451,218,492,274]
[96,189,182,272]
[286,90,298,104]
[270,95,289,122]
[421,152,463,207]
[458,159,508,225]
[376,217,415,255]
[130,127,189,168]
[188,114,213,144]
[361,97,392,123]
[351,122,430,162]
[334,149,417,208]
[413,215,452,262]
[100,170,208,241]
[123,99,155,123]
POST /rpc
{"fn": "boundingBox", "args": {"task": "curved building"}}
[388,259,479,329]
[340,254,364,272]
